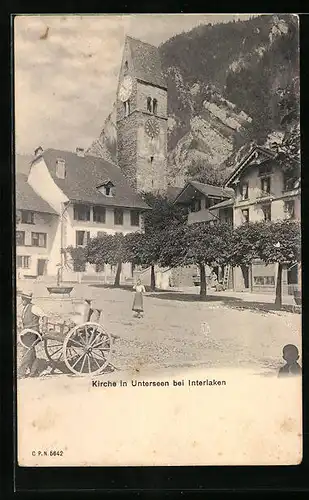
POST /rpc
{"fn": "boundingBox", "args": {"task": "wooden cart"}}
[19,319,113,376]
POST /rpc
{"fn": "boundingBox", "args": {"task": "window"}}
[240,182,249,200]
[114,208,123,225]
[258,163,272,176]
[93,206,106,223]
[262,204,271,222]
[95,263,105,273]
[17,255,31,269]
[130,210,140,226]
[150,156,154,164]
[153,98,158,115]
[253,276,275,286]
[16,231,25,246]
[73,204,90,221]
[261,176,271,195]
[56,158,66,179]
[283,173,298,192]
[191,199,201,213]
[124,99,130,117]
[124,61,128,74]
[284,200,295,219]
[21,210,34,224]
[98,181,115,197]
[147,97,152,113]
[76,230,90,247]
[31,232,47,247]
[241,209,249,224]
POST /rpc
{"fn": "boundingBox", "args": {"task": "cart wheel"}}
[44,338,64,363]
[63,322,112,376]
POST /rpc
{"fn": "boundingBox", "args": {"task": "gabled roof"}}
[33,149,150,210]
[126,36,167,89]
[209,198,234,211]
[16,174,57,214]
[173,180,234,205]
[166,185,183,201]
[224,144,276,187]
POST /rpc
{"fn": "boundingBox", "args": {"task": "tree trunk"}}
[114,261,122,287]
[150,264,156,291]
[275,262,283,309]
[199,263,207,299]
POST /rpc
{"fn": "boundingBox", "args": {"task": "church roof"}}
[126,36,167,89]
[32,149,150,210]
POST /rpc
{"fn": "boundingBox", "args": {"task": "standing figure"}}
[18,292,46,378]
[132,279,146,318]
[278,344,302,377]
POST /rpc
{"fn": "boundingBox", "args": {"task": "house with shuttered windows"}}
[17,146,150,281]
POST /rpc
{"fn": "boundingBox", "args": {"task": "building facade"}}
[17,147,150,282]
[116,36,168,194]
[172,145,300,294]
[224,145,301,294]
[16,173,58,279]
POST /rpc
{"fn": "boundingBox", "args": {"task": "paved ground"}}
[16,281,302,376]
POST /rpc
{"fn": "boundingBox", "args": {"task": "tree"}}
[230,220,301,308]
[255,220,301,308]
[160,221,234,298]
[85,232,127,287]
[66,246,87,283]
[134,193,187,290]
[124,232,162,291]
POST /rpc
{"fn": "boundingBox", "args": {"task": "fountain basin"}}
[46,286,74,296]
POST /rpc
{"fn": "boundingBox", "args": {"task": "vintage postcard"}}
[14,14,302,467]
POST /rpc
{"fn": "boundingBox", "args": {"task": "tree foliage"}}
[66,246,87,272]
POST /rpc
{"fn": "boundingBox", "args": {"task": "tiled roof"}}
[190,180,235,198]
[166,185,183,201]
[16,174,57,214]
[209,198,234,210]
[127,36,167,89]
[37,149,150,210]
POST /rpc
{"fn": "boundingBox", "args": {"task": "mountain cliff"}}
[88,14,299,187]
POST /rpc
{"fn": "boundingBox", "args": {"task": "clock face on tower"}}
[145,118,160,138]
[119,76,133,102]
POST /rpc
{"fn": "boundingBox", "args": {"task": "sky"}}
[14,14,256,155]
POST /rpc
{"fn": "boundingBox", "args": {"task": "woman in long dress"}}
[132,279,146,318]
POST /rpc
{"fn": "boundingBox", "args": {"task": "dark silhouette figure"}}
[278,344,302,377]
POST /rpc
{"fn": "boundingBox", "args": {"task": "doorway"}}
[37,259,47,276]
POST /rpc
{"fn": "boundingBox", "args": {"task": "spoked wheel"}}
[63,322,112,376]
[44,338,64,363]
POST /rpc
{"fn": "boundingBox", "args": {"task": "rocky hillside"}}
[88,14,299,187]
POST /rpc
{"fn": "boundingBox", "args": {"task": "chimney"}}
[34,146,43,157]
[76,147,85,157]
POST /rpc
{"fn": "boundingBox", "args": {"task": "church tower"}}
[116,36,168,194]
